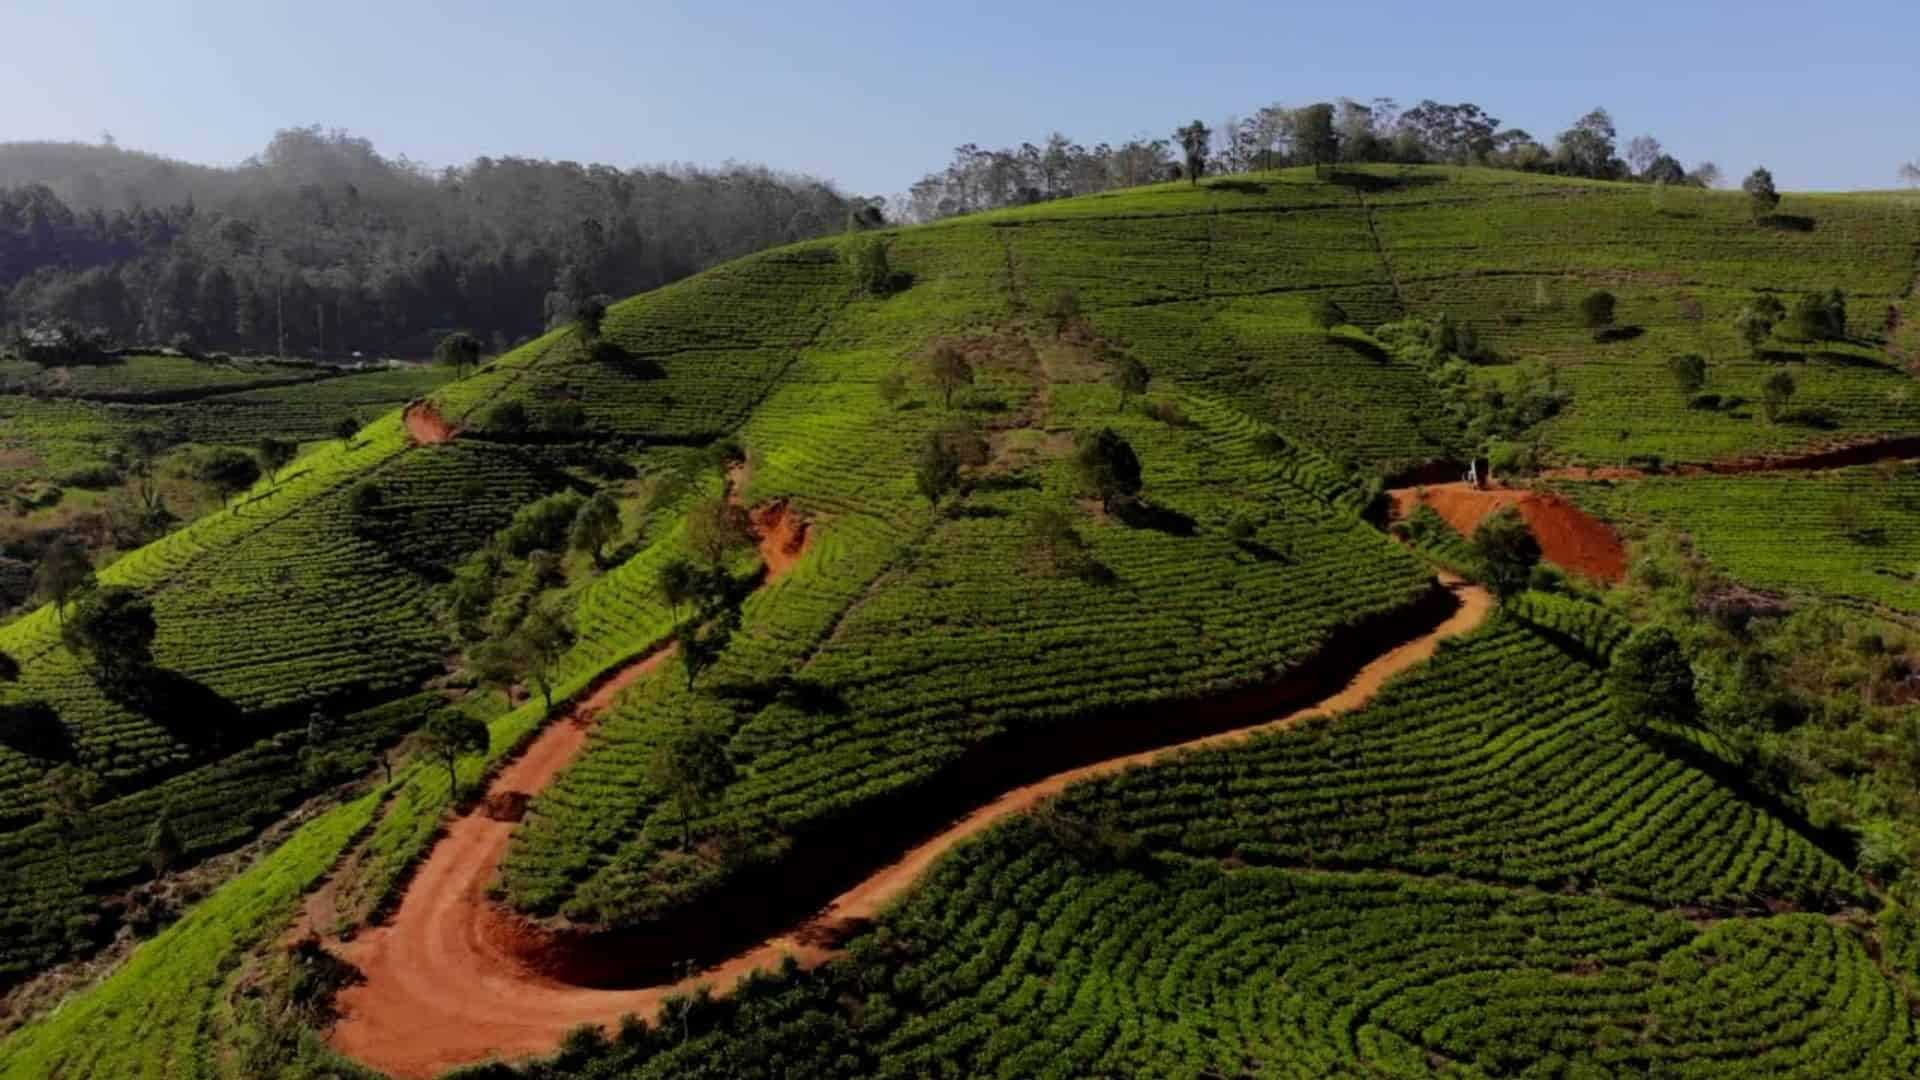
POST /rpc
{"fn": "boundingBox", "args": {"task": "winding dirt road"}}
[323,570,1491,1078]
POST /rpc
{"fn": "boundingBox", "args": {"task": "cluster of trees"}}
[0,128,855,357]
[899,100,1719,220]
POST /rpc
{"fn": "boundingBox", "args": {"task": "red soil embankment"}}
[323,574,1490,1078]
[1392,482,1628,582]
[727,460,812,578]
[402,400,458,445]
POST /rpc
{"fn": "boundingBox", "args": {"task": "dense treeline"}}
[900,99,1720,220]
[0,129,854,357]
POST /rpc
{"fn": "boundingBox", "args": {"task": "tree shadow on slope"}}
[1113,499,1197,536]
[101,667,247,754]
[1324,171,1446,194]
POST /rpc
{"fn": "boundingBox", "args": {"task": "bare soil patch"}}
[1393,482,1628,582]
[402,400,458,445]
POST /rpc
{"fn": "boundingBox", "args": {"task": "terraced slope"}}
[480,617,1909,1079]
[1565,464,1920,612]
[2,166,1918,1075]
[0,359,451,489]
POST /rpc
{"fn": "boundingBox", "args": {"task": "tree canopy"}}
[1073,428,1144,511]
[1607,626,1696,732]
[1472,508,1541,599]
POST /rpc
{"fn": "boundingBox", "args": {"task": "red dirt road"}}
[324,575,1490,1078]
[402,401,458,445]
[1391,483,1628,582]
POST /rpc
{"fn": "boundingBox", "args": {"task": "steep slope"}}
[3,166,1919,1077]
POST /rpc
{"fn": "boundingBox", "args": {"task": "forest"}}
[0,128,856,358]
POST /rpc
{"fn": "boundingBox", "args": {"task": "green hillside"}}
[4,164,1920,1077]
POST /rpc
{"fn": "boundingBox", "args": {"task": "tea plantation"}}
[4,164,1920,1078]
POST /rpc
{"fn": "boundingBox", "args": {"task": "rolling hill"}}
[3,163,1920,1078]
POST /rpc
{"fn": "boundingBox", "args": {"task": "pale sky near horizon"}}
[4,0,1916,195]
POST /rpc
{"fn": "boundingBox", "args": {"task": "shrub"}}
[1472,508,1540,598]
[1667,353,1708,395]
[1309,296,1348,329]
[1143,398,1187,426]
[501,492,587,557]
[1579,290,1617,329]
[485,400,530,434]
[59,463,122,490]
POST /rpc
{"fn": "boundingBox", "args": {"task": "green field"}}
[4,165,1920,1077]
[1564,466,1920,612]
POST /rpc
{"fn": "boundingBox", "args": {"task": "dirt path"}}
[402,400,458,445]
[323,574,1490,1078]
[1391,482,1628,582]
[1540,434,1920,481]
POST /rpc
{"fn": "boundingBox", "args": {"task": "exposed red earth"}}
[1391,482,1629,582]
[402,400,458,445]
[321,572,1491,1078]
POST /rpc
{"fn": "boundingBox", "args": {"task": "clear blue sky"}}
[5,0,1915,194]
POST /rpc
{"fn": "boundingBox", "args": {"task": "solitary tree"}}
[62,585,156,685]
[877,370,908,408]
[647,723,736,850]
[915,432,961,505]
[575,296,610,340]
[1607,626,1696,733]
[1025,506,1090,576]
[657,557,699,621]
[435,331,483,377]
[569,490,622,568]
[847,236,892,296]
[676,569,742,691]
[1742,167,1780,222]
[517,606,574,715]
[486,399,531,434]
[1667,353,1708,395]
[419,711,490,796]
[1310,296,1348,330]
[33,541,94,624]
[120,426,171,516]
[1579,290,1617,330]
[1043,288,1082,337]
[1073,428,1143,512]
[1687,162,1723,189]
[1761,368,1797,422]
[198,448,261,507]
[1734,294,1784,356]
[1901,161,1920,188]
[143,804,183,877]
[1788,288,1847,341]
[1110,354,1151,412]
[1174,120,1211,185]
[1295,104,1340,175]
[1472,508,1541,599]
[1625,135,1664,177]
[332,414,361,445]
[685,498,753,567]
[473,605,573,716]
[256,437,296,486]
[927,341,974,408]
[41,764,100,881]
